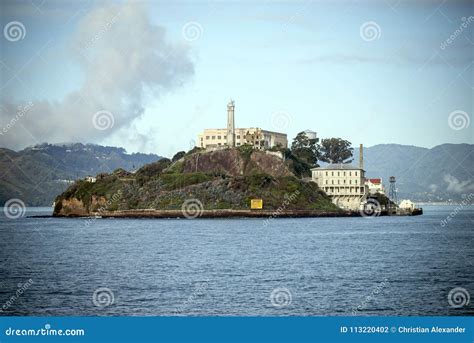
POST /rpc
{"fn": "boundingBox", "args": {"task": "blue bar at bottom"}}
[0,316,472,343]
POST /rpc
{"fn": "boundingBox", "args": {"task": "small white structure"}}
[303,129,318,141]
[85,176,97,183]
[366,178,385,195]
[399,199,415,211]
[265,150,284,160]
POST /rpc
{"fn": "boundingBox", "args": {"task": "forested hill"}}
[0,143,162,206]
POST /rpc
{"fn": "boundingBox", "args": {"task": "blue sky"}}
[0,0,472,157]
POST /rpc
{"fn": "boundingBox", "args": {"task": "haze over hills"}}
[355,143,474,203]
[0,142,472,206]
[0,143,162,206]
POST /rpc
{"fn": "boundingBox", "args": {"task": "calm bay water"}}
[0,205,472,316]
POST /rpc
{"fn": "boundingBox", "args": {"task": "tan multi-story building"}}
[311,164,368,211]
[197,100,288,150]
[198,127,287,150]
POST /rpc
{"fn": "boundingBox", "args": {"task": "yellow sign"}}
[250,199,263,209]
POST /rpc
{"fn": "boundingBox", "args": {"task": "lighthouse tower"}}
[227,100,235,147]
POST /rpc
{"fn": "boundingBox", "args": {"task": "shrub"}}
[160,172,213,190]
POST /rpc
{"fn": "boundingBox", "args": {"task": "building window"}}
[344,172,346,176]
[355,171,358,176]
[343,180,346,184]
[325,180,328,184]
[237,143,241,146]
[331,171,334,176]
[349,172,352,176]
[338,180,340,184]
[200,137,203,141]
[206,136,210,139]
[349,180,352,184]
[212,136,215,140]
[326,172,328,176]
[355,180,357,184]
[237,135,240,139]
[338,172,340,176]
[217,136,221,139]
[332,180,334,184]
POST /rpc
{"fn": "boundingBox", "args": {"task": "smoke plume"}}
[0,1,194,150]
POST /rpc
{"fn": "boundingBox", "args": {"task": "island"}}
[53,146,350,218]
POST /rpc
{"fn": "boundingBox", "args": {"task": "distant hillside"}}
[354,143,474,202]
[2,142,472,206]
[0,143,162,206]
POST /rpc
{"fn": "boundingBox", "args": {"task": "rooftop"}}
[311,163,364,171]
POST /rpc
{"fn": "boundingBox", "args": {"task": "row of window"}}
[328,171,357,177]
[200,142,243,147]
[323,187,365,193]
[325,179,358,185]
[203,135,242,140]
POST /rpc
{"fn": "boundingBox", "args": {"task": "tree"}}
[317,138,353,164]
[290,131,319,166]
[172,151,186,162]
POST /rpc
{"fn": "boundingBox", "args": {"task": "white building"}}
[366,178,385,195]
[197,100,288,150]
[85,176,96,183]
[303,129,318,141]
[399,199,415,211]
[311,164,367,210]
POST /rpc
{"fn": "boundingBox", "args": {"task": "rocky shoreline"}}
[53,209,365,218]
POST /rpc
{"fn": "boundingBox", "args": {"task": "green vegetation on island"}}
[53,145,339,216]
